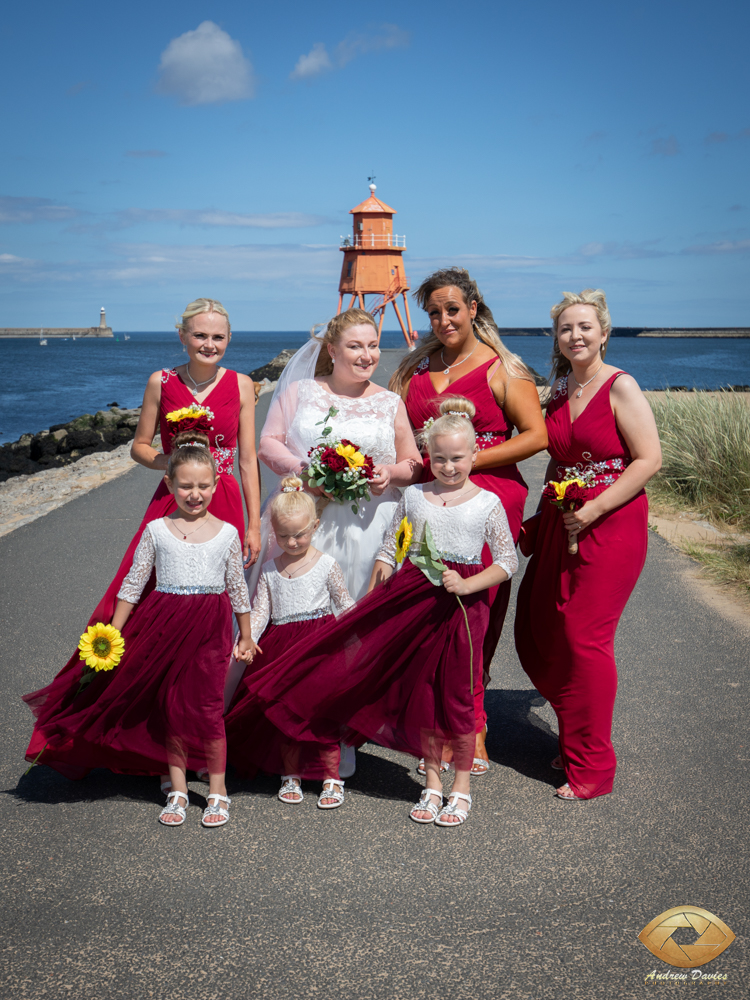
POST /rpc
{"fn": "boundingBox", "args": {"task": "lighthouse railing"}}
[339,234,407,250]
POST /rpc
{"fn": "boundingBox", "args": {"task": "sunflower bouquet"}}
[541,467,596,555]
[164,404,215,439]
[304,406,375,515]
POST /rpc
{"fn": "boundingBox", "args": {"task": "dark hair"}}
[166,431,216,479]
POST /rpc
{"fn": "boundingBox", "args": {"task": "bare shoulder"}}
[236,372,256,394]
[609,371,644,400]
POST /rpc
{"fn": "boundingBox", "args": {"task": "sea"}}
[2,330,749,445]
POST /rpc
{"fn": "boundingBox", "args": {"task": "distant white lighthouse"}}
[99,306,107,329]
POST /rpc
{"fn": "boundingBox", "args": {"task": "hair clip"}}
[281,485,303,493]
[177,441,204,449]
[447,410,471,419]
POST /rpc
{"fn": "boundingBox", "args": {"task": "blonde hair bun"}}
[271,476,317,522]
[438,396,476,420]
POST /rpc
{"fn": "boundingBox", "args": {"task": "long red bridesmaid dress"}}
[23,369,245,775]
[514,372,648,799]
[406,356,528,730]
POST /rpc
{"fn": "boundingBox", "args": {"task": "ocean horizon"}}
[2,330,749,445]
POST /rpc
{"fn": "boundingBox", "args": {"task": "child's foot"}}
[159,790,188,826]
[201,793,231,826]
[435,791,472,827]
[278,776,304,804]
[409,788,443,824]
[555,783,581,801]
[317,779,345,809]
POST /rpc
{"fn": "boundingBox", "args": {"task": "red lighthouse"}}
[337,183,417,349]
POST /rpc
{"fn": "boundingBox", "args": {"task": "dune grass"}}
[647,390,750,529]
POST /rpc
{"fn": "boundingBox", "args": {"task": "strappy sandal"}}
[551,756,564,770]
[278,775,304,804]
[416,758,450,776]
[555,783,582,802]
[159,789,188,826]
[409,788,443,824]
[201,793,231,827]
[195,768,210,783]
[470,757,490,776]
[317,779,345,810]
[435,791,472,827]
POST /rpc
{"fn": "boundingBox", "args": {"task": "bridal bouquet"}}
[542,467,596,555]
[164,404,215,438]
[304,406,375,514]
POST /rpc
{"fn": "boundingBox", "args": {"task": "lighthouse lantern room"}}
[338,182,417,348]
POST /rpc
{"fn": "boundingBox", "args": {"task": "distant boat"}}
[123,334,131,341]
[39,330,47,346]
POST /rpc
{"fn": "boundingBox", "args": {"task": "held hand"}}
[369,464,392,497]
[442,569,470,596]
[243,526,261,567]
[234,638,261,664]
[562,500,601,534]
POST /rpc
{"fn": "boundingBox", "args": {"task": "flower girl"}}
[222,397,518,827]
[225,476,354,808]
[23,432,254,829]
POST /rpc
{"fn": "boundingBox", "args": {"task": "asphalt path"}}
[1,351,748,999]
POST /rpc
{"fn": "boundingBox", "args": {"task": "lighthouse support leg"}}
[337,293,343,314]
[391,300,411,349]
[348,295,357,309]
[402,292,416,342]
[377,309,385,342]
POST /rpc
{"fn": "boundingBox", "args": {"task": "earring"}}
[331,357,336,365]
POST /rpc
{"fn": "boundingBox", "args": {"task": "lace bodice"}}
[118,519,251,613]
[260,379,400,474]
[250,553,355,642]
[377,485,519,578]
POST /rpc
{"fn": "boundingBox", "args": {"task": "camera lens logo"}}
[638,906,735,968]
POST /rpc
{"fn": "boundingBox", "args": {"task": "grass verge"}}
[681,541,750,599]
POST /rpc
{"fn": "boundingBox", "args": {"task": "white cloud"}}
[290,24,409,81]
[115,208,332,229]
[290,43,332,80]
[156,21,253,106]
[0,196,78,223]
[682,239,750,255]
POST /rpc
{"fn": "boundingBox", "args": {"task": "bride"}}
[258,308,423,600]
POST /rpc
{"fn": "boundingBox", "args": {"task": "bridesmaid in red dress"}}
[514,289,661,800]
[390,268,547,772]
[24,298,262,779]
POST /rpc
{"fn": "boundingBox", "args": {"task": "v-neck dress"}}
[23,369,246,777]
[406,357,528,727]
[514,372,649,799]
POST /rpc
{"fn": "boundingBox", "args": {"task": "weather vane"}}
[368,172,376,185]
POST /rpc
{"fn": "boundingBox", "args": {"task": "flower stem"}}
[455,595,473,704]
[24,742,48,776]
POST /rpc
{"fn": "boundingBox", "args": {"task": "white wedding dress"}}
[260,378,402,600]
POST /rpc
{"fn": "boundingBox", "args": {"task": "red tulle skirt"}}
[224,560,488,780]
[24,591,233,778]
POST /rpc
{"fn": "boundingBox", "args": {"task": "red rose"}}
[563,483,588,507]
[541,484,558,502]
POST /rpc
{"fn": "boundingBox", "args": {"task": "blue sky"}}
[1,0,748,331]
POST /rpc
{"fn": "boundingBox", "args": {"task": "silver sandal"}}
[278,775,304,804]
[201,793,231,827]
[317,779,345,809]
[409,788,443,824]
[435,791,472,827]
[159,789,188,826]
[416,759,450,776]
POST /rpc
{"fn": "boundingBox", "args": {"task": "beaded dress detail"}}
[250,554,354,642]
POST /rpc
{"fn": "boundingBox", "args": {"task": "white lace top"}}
[118,518,251,614]
[260,379,400,474]
[250,553,355,642]
[377,485,519,578]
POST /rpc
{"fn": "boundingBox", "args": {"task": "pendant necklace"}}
[440,340,478,376]
[185,365,217,397]
[173,518,207,541]
[570,363,603,399]
[281,553,317,578]
[436,483,476,507]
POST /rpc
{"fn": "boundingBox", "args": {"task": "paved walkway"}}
[1,353,748,999]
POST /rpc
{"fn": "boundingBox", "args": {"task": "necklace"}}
[280,552,317,579]
[435,483,477,507]
[439,341,478,376]
[185,365,218,397]
[172,517,208,541]
[569,364,603,399]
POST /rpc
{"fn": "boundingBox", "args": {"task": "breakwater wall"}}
[0,327,114,338]
[496,327,750,338]
[0,406,140,482]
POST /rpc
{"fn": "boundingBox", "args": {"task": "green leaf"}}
[410,553,444,586]
[423,521,442,561]
[351,504,358,514]
[321,427,332,436]
[315,476,327,488]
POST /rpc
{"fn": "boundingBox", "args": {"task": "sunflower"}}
[394,517,413,564]
[165,404,214,423]
[78,623,125,673]
[336,443,366,469]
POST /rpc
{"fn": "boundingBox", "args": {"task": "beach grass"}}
[647,390,750,529]
[682,541,750,597]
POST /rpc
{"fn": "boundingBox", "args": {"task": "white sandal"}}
[409,788,443,824]
[160,779,172,797]
[201,793,231,827]
[159,790,188,826]
[317,779,345,810]
[435,791,472,827]
[416,758,450,776]
[278,775,304,804]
